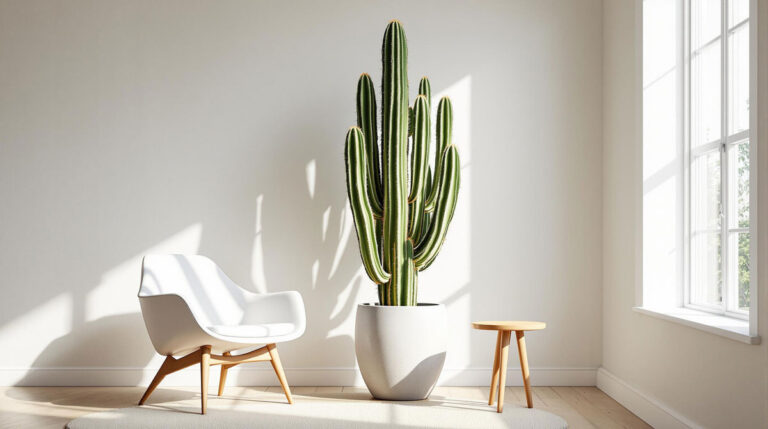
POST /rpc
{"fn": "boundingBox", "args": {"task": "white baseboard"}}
[596,367,700,429]
[0,366,597,387]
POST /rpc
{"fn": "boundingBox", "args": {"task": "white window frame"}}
[636,0,759,344]
[683,0,754,320]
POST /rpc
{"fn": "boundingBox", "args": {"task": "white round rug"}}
[66,390,567,429]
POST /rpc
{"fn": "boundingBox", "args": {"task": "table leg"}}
[516,331,533,408]
[488,330,502,405]
[497,330,511,413]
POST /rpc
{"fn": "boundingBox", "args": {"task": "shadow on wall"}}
[18,313,153,381]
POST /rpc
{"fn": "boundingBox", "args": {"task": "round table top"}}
[471,321,546,331]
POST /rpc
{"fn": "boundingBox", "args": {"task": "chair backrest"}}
[139,254,246,326]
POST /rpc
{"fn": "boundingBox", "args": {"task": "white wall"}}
[602,1,768,428]
[0,0,603,386]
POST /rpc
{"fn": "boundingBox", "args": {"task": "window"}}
[687,0,751,317]
[640,0,757,341]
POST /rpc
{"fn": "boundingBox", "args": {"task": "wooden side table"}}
[472,321,546,413]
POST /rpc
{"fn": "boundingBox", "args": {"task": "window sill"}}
[633,306,761,345]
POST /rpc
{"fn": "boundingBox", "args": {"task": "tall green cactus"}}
[344,20,461,306]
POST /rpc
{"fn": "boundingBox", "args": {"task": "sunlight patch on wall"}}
[84,223,203,321]
[322,206,331,242]
[306,159,317,199]
[251,195,268,293]
[642,0,682,307]
[311,259,320,289]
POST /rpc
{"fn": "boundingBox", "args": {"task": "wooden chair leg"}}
[138,355,174,405]
[139,349,203,406]
[267,344,293,404]
[497,330,511,413]
[200,345,211,414]
[218,352,232,397]
[516,331,533,408]
[488,330,502,405]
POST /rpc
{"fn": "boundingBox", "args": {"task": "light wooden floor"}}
[0,386,650,428]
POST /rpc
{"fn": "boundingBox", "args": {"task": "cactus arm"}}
[409,95,430,202]
[424,97,452,212]
[416,166,434,246]
[345,127,391,284]
[356,74,383,218]
[416,78,432,230]
[414,145,460,270]
[418,77,432,110]
[407,95,430,240]
[421,210,434,248]
[423,165,434,200]
[416,77,433,233]
[408,189,424,242]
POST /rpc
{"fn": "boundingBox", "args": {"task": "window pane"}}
[728,141,750,228]
[737,232,750,310]
[691,150,721,230]
[692,0,721,50]
[691,40,721,147]
[727,231,750,312]
[691,150,722,307]
[691,231,722,306]
[729,0,749,28]
[728,22,749,135]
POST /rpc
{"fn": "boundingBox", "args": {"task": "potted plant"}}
[344,20,461,400]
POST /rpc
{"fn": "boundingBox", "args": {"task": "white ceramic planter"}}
[354,303,447,400]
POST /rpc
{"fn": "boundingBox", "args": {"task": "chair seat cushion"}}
[207,323,296,339]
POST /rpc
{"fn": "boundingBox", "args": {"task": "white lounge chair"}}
[137,254,306,414]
